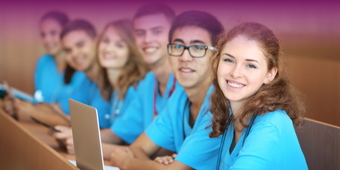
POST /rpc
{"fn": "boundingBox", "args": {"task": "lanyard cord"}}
[215,114,257,170]
[153,77,176,118]
[110,96,124,121]
[182,98,191,141]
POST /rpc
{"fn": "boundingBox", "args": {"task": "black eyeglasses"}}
[167,44,217,58]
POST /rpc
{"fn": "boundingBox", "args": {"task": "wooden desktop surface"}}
[0,109,111,169]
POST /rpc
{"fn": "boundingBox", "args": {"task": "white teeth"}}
[228,81,244,87]
[75,57,84,65]
[145,48,157,53]
[180,68,193,72]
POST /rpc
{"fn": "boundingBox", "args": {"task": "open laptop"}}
[68,99,119,170]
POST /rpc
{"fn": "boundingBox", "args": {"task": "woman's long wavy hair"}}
[97,19,150,100]
[209,22,305,137]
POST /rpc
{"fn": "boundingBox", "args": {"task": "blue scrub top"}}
[34,54,86,112]
[98,86,138,129]
[219,110,308,170]
[110,71,179,144]
[145,85,221,170]
[69,77,111,129]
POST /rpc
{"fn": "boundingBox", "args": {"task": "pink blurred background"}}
[1,0,339,125]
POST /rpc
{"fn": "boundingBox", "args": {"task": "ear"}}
[264,67,278,84]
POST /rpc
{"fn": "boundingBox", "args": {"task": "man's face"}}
[133,13,171,67]
[169,26,213,89]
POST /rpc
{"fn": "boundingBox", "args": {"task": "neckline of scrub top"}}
[153,76,176,118]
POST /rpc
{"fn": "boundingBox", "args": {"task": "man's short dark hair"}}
[133,3,175,24]
[169,11,224,46]
[60,19,96,40]
[40,11,69,28]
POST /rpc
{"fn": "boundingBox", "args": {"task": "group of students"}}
[1,3,309,170]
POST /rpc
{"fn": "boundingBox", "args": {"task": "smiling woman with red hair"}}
[210,22,308,170]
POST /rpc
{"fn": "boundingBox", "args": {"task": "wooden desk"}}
[0,109,79,170]
[0,109,112,169]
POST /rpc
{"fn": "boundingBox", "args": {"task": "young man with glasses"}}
[110,10,224,170]
[99,3,180,158]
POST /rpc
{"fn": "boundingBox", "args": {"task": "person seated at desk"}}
[54,3,179,159]
[3,11,86,126]
[57,19,111,123]
[110,10,224,170]
[34,11,87,112]
[53,19,150,155]
[209,22,308,169]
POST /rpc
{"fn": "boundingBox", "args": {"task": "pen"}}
[30,116,61,132]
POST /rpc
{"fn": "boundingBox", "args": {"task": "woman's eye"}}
[116,43,124,48]
[247,64,257,69]
[102,38,109,44]
[224,58,233,63]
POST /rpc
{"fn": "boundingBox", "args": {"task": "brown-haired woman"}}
[210,22,308,169]
[54,19,149,158]
[96,19,150,128]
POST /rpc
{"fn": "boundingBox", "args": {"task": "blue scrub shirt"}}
[69,77,111,129]
[145,85,222,170]
[110,71,179,144]
[34,54,86,112]
[99,86,138,129]
[218,110,308,170]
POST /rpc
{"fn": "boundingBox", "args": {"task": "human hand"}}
[53,126,74,154]
[3,95,16,116]
[35,102,55,113]
[110,147,134,168]
[154,153,177,165]
[14,100,36,121]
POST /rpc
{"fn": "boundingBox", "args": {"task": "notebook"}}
[68,99,119,170]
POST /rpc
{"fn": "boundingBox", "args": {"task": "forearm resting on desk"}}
[101,128,124,144]
[111,152,192,170]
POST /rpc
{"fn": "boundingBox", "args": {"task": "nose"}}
[230,64,242,78]
[179,48,193,62]
[144,32,153,43]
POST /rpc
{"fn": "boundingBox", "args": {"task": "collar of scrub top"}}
[215,109,257,170]
[153,77,176,118]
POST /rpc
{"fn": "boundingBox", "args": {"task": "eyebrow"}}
[222,53,259,63]
[190,40,205,45]
[173,38,184,43]
[134,26,164,32]
[172,39,206,45]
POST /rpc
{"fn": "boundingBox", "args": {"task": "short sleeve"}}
[145,104,176,152]
[175,113,221,170]
[110,86,145,144]
[34,55,49,91]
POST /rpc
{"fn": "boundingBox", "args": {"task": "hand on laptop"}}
[154,153,177,165]
[54,126,75,154]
